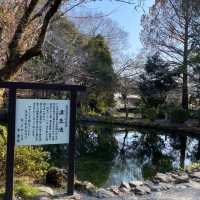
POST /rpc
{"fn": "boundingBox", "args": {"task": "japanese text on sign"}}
[15,99,70,145]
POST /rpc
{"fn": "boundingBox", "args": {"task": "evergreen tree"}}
[84,35,117,112]
[138,54,177,107]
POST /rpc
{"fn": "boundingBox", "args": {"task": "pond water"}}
[47,123,200,188]
[75,124,200,187]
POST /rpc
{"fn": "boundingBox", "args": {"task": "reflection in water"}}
[50,124,200,187]
[180,136,187,168]
[75,124,118,187]
[196,139,200,160]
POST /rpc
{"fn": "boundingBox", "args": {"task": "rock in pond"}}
[119,186,130,193]
[132,185,151,195]
[37,186,54,196]
[75,180,96,195]
[120,181,131,190]
[96,188,115,198]
[38,193,81,200]
[46,167,67,187]
[144,181,162,192]
[154,173,175,183]
[110,186,120,195]
[190,171,200,180]
[171,173,189,184]
[129,181,143,188]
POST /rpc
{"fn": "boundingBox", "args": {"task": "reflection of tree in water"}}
[75,124,118,186]
[118,129,178,178]
[185,137,200,162]
[195,139,200,160]
[180,136,187,168]
[120,129,129,156]
[134,130,174,178]
[76,124,118,158]
[169,135,187,168]
[75,125,200,185]
[160,134,200,169]
[127,130,199,172]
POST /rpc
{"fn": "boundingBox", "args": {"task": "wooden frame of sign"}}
[0,82,86,200]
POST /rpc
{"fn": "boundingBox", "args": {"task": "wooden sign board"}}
[0,82,86,200]
[15,99,70,146]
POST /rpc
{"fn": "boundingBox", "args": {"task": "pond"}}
[47,123,200,188]
[75,123,200,187]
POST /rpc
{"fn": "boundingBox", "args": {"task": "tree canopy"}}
[83,35,117,112]
[140,0,200,109]
[138,54,177,107]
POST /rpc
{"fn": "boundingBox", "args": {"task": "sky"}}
[68,0,154,55]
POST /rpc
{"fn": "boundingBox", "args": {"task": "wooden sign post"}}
[0,82,86,200]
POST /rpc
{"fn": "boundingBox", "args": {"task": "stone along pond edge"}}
[10,165,200,200]
[74,167,200,198]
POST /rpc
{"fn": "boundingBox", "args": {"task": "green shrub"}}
[158,104,171,119]
[14,181,41,198]
[97,100,108,114]
[88,110,98,116]
[15,147,49,179]
[190,109,200,123]
[186,161,200,172]
[143,107,158,121]
[196,109,200,125]
[0,188,4,200]
[169,107,189,123]
[135,102,146,115]
[0,124,49,182]
[158,104,176,119]
[0,181,41,199]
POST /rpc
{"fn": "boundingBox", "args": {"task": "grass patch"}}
[0,188,5,200]
[0,177,55,199]
[14,181,41,199]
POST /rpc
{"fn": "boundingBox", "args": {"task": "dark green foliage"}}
[142,107,158,121]
[157,104,178,119]
[190,55,200,105]
[157,104,189,123]
[43,144,68,168]
[85,35,113,85]
[192,109,200,124]
[170,107,189,123]
[138,54,177,108]
[84,35,117,113]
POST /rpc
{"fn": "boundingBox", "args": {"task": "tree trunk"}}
[122,94,128,120]
[182,0,189,110]
[124,98,129,119]
[180,136,187,169]
[0,0,62,82]
[120,129,128,155]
